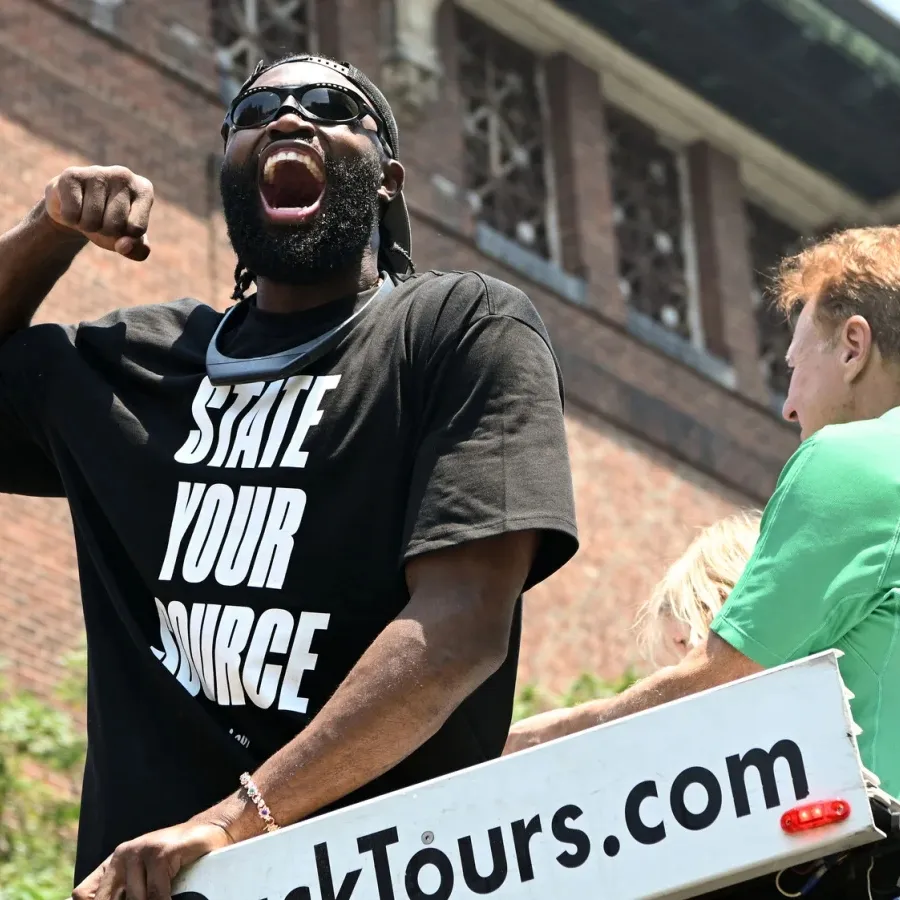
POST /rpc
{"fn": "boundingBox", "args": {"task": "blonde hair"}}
[775,226,900,359]
[634,510,762,665]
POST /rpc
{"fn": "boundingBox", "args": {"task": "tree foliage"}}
[0,652,86,900]
[0,650,637,899]
[512,669,641,722]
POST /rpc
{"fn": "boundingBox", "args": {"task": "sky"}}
[871,0,900,20]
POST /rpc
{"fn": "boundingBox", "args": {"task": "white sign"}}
[174,651,883,900]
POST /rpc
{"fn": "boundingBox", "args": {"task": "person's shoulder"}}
[807,413,897,463]
[395,269,550,339]
[0,321,76,379]
[784,414,899,498]
[74,297,221,349]
[2,300,217,375]
[395,269,537,311]
[78,297,216,332]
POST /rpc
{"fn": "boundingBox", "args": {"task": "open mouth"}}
[258,144,326,224]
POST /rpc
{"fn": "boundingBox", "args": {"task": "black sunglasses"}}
[221,83,388,148]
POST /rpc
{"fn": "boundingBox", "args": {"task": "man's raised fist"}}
[44,165,154,261]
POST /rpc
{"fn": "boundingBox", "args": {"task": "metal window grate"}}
[457,11,557,261]
[746,202,803,398]
[212,0,318,98]
[607,106,695,342]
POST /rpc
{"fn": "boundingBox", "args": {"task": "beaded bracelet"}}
[240,772,280,833]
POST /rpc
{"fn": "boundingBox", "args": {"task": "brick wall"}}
[0,0,798,697]
[0,0,231,692]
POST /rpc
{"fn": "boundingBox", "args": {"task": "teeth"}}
[263,150,325,185]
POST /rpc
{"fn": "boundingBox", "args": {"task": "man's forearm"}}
[203,614,504,840]
[0,201,86,337]
[575,667,685,730]
[543,670,681,739]
[503,668,687,757]
[507,635,765,756]
[561,650,749,734]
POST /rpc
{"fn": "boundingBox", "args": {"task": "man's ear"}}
[840,314,874,384]
[379,159,405,205]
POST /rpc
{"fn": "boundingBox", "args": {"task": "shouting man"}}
[0,55,578,896]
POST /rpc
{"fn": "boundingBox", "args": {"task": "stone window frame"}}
[606,104,706,353]
[744,200,805,408]
[456,9,563,268]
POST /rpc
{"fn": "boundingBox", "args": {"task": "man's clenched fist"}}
[44,166,154,261]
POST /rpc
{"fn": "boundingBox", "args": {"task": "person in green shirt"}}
[507,225,900,800]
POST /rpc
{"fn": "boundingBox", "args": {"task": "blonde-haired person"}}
[635,510,762,666]
[503,510,761,754]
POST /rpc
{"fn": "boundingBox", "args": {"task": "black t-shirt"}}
[0,270,577,882]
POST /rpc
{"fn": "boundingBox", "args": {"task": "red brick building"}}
[2,0,899,696]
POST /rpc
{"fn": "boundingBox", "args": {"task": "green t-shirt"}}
[711,408,900,797]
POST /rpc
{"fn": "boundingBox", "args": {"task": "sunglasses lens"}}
[232,91,282,128]
[301,87,361,122]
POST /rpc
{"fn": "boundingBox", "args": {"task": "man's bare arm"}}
[0,202,86,337]
[0,166,154,339]
[504,632,763,754]
[76,530,539,900]
[212,529,539,838]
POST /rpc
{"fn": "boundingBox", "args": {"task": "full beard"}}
[220,148,383,286]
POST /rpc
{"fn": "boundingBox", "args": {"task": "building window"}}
[212,0,317,101]
[607,106,698,344]
[457,10,558,262]
[745,202,803,399]
[606,107,702,344]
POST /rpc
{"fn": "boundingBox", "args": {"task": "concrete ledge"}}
[475,223,588,307]
[626,308,737,391]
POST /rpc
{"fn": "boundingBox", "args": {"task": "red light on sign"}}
[781,800,850,834]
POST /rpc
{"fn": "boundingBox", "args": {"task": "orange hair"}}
[775,226,900,358]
